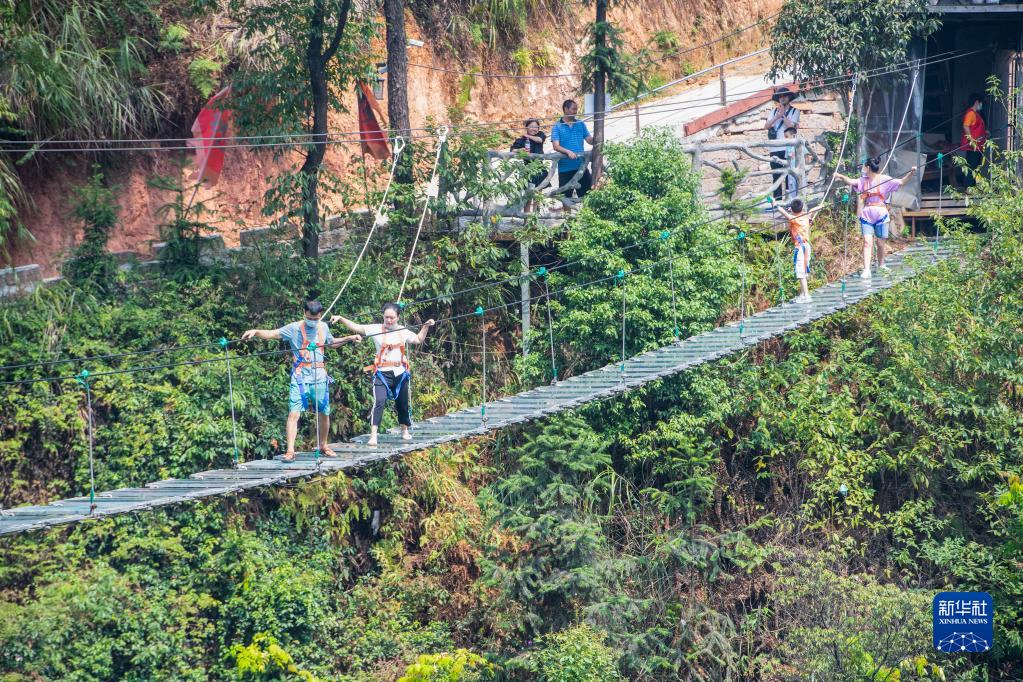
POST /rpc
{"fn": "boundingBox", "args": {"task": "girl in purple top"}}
[834,157,917,279]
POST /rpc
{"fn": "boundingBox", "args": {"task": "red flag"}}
[188,85,232,186]
[357,81,390,160]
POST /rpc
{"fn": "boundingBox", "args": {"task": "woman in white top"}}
[332,303,435,446]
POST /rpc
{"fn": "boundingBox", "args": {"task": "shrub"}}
[531,624,622,682]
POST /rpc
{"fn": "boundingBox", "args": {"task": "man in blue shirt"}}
[551,99,594,199]
[242,300,361,461]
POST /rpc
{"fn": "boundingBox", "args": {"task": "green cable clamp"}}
[841,191,850,204]
[218,337,229,350]
[615,269,625,282]
[398,301,406,310]
[475,306,484,316]
[839,483,849,497]
[537,266,547,277]
[737,231,746,241]
[936,152,944,167]
[659,230,671,241]
[75,369,90,388]
[307,341,317,353]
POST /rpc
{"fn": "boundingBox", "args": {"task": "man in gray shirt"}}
[242,300,360,461]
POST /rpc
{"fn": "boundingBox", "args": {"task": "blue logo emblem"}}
[933,592,993,653]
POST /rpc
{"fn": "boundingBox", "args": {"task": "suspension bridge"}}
[0,238,954,537]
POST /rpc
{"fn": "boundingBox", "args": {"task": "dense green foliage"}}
[769,0,938,85]
[1,131,1022,681]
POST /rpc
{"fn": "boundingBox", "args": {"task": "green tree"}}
[63,167,119,289]
[486,415,611,638]
[524,128,738,380]
[769,0,938,86]
[228,0,375,260]
[531,624,622,682]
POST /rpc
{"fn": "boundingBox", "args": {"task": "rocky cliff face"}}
[8,0,781,276]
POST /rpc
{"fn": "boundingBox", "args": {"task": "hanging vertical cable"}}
[738,230,747,337]
[539,267,558,385]
[219,338,241,467]
[841,190,850,298]
[476,306,488,426]
[661,230,681,343]
[75,370,97,514]
[935,152,944,260]
[616,269,626,382]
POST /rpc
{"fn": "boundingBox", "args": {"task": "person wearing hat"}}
[241,300,361,462]
[766,86,801,201]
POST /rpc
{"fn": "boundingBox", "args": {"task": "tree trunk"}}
[384,0,412,184]
[300,0,328,258]
[590,0,608,185]
[299,0,353,260]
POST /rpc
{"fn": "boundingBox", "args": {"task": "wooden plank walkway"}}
[0,240,954,537]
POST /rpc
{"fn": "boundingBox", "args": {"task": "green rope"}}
[75,369,96,513]
[776,241,787,305]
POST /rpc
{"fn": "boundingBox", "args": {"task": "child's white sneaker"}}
[860,269,872,279]
[796,294,813,303]
[402,431,413,441]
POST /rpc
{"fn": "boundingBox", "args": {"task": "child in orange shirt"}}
[775,198,825,303]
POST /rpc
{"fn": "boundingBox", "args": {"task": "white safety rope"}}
[398,127,449,303]
[323,136,407,318]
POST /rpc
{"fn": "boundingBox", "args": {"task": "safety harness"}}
[291,322,331,410]
[364,335,411,401]
[859,182,891,232]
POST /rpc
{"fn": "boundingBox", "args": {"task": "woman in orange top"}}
[961,93,987,189]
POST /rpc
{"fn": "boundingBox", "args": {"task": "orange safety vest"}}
[292,323,326,375]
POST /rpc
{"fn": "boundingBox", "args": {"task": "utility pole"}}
[590,0,608,185]
[383,0,412,184]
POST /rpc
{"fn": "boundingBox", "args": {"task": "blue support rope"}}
[307,339,321,468]
[75,369,97,514]
[219,338,241,467]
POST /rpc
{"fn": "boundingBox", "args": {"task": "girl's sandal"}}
[281,452,296,463]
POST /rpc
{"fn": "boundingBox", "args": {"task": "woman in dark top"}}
[511,118,548,188]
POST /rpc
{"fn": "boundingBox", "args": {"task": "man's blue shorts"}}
[288,380,330,415]
[860,217,890,239]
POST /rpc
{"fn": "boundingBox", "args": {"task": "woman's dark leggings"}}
[371,371,411,426]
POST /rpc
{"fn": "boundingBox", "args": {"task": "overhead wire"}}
[0,48,970,155]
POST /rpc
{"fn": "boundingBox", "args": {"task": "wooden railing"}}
[462,137,833,224]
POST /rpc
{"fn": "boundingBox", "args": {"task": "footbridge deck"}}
[0,240,954,537]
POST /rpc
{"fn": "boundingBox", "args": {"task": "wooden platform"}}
[0,240,955,537]
[902,194,970,237]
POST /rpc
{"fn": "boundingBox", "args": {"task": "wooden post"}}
[634,97,641,135]
[520,242,530,357]
[796,139,807,194]
[719,66,726,106]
